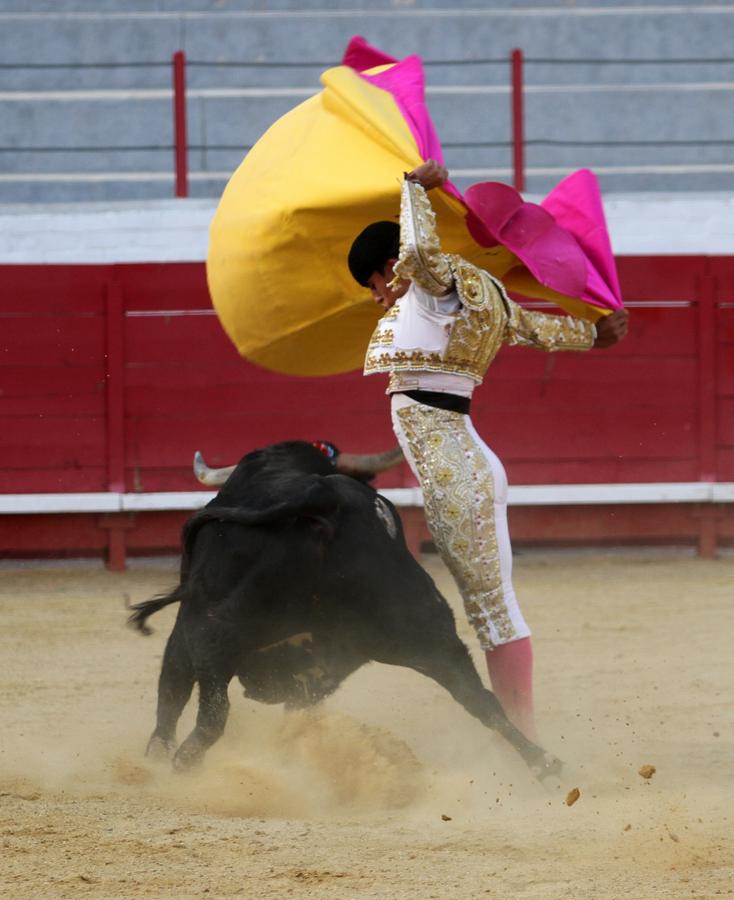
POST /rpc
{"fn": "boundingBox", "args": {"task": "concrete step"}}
[2,3,733,200]
[2,83,732,164]
[1,6,733,90]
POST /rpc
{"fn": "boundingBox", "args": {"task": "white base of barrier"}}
[0,482,732,515]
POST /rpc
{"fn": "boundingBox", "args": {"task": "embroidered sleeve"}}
[390,180,454,296]
[503,297,596,352]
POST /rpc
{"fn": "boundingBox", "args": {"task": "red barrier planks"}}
[121,262,209,310]
[0,264,108,314]
[0,514,109,554]
[0,466,108,494]
[1,255,732,557]
[617,256,705,299]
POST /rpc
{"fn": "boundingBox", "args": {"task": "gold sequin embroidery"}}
[396,403,517,649]
[363,182,595,382]
[392,181,453,295]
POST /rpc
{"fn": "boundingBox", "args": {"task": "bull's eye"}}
[374,496,397,539]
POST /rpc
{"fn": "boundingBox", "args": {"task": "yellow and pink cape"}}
[207,36,622,377]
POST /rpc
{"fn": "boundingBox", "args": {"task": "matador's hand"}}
[405,159,449,190]
[594,309,629,348]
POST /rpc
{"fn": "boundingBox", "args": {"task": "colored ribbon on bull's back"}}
[207,36,623,377]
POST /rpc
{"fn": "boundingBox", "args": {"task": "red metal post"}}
[510,48,525,193]
[98,514,135,573]
[172,50,189,198]
[399,507,430,561]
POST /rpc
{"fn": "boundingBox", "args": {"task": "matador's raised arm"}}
[390,179,454,296]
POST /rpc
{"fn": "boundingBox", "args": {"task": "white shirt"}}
[388,283,475,398]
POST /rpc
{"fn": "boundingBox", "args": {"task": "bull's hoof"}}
[171,742,204,773]
[145,735,176,762]
[530,752,564,782]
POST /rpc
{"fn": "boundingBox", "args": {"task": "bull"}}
[128,440,561,780]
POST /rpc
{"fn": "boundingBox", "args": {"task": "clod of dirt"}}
[565,788,581,806]
[623,824,632,832]
[441,814,452,821]
[638,764,656,779]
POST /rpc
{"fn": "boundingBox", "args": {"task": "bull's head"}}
[193,443,404,487]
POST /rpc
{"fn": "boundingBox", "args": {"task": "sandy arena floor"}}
[0,549,732,899]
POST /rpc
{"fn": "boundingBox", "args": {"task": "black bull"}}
[128,441,561,780]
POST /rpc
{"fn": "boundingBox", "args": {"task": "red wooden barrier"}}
[1,256,732,561]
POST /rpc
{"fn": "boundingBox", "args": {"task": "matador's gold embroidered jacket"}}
[363,180,596,388]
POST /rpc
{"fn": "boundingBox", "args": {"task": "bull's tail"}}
[126,583,187,636]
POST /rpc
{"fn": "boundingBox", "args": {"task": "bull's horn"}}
[193,451,236,487]
[334,447,404,476]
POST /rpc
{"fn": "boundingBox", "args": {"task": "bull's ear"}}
[374,496,398,538]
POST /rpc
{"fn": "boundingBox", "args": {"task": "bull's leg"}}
[172,669,232,772]
[376,638,561,780]
[146,624,195,761]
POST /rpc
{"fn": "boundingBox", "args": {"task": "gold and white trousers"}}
[391,393,531,650]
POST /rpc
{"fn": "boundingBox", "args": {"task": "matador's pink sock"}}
[485,637,537,741]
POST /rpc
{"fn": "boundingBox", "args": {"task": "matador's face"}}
[367,260,410,311]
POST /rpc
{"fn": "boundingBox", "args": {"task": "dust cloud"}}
[1,551,732,898]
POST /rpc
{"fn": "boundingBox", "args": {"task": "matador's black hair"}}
[347,220,401,287]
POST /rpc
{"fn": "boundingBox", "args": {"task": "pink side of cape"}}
[341,36,622,311]
[541,169,623,307]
